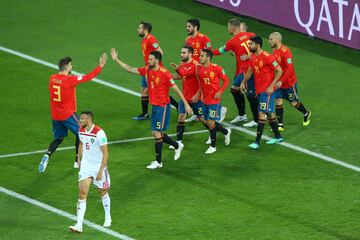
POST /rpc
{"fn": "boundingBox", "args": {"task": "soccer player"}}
[197,49,231,154]
[38,53,107,173]
[110,48,193,169]
[240,36,283,149]
[184,18,227,123]
[170,45,206,145]
[213,19,258,127]
[268,32,311,130]
[69,111,111,233]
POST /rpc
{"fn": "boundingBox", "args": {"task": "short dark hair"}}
[201,48,213,59]
[81,111,94,120]
[250,36,263,47]
[187,18,200,30]
[182,45,194,54]
[228,18,241,27]
[58,57,72,71]
[150,50,162,62]
[140,21,152,33]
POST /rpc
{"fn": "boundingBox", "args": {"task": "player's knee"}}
[275,99,283,105]
[290,101,298,107]
[98,189,108,197]
[231,86,240,91]
[178,114,186,122]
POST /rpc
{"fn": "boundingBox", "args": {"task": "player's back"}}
[228,32,255,74]
[49,73,77,121]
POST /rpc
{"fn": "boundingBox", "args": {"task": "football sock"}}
[101,193,111,220]
[247,95,259,122]
[215,122,228,135]
[231,88,246,116]
[295,102,307,115]
[255,119,266,144]
[275,104,284,125]
[162,133,179,149]
[76,199,87,226]
[141,96,149,115]
[268,117,282,139]
[155,137,162,163]
[176,122,185,141]
[46,138,64,156]
[209,125,217,147]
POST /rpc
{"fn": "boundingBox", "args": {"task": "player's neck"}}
[255,49,263,56]
[143,32,149,39]
[275,43,282,50]
[152,65,160,71]
[191,31,198,38]
[186,58,193,64]
[58,71,69,75]
[203,61,211,67]
[233,29,241,35]
[85,123,94,132]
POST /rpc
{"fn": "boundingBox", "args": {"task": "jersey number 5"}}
[53,85,61,102]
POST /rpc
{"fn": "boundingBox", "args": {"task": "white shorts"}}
[78,166,110,189]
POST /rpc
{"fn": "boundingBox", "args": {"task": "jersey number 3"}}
[52,85,61,102]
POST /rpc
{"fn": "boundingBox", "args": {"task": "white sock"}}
[76,199,86,226]
[101,193,111,220]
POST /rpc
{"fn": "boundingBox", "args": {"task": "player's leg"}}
[39,120,67,173]
[94,168,111,227]
[69,177,92,233]
[176,100,186,143]
[288,84,311,126]
[134,77,149,120]
[265,94,283,145]
[211,104,231,145]
[230,74,247,123]
[244,75,259,128]
[275,98,285,131]
[65,113,81,168]
[249,94,267,149]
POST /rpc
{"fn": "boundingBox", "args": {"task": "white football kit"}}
[78,124,110,189]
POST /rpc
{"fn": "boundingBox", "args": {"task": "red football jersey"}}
[222,32,256,74]
[196,63,229,105]
[185,32,212,61]
[272,44,297,88]
[249,51,280,95]
[137,66,175,106]
[141,33,160,64]
[49,66,102,121]
[176,59,200,102]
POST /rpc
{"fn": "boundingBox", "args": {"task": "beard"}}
[138,33,145,38]
[181,56,189,62]
[250,48,257,53]
[148,63,155,69]
[187,30,194,36]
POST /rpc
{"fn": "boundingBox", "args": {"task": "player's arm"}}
[70,53,107,85]
[213,40,231,56]
[266,63,283,95]
[96,131,109,181]
[110,48,140,75]
[240,67,253,94]
[215,68,230,99]
[171,83,193,115]
[278,51,294,84]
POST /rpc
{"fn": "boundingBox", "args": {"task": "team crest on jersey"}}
[196,42,200,48]
[210,71,215,78]
[155,77,160,84]
[277,56,282,63]
[91,138,95,143]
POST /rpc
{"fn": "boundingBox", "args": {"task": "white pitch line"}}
[0,186,135,240]
[1,45,359,173]
[0,130,208,159]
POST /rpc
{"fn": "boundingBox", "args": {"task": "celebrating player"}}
[110,48,193,169]
[240,36,283,149]
[213,19,258,127]
[69,111,111,233]
[197,49,231,154]
[38,53,107,173]
[268,32,312,130]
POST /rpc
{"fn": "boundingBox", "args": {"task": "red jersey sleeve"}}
[68,66,102,86]
[217,66,229,93]
[279,50,294,83]
[213,39,232,56]
[137,67,147,76]
[203,35,212,49]
[267,55,279,71]
[165,70,175,88]
[148,37,160,50]
[176,64,196,77]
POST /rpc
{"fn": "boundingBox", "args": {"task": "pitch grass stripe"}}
[0,186,135,240]
[1,45,359,173]
[0,130,208,159]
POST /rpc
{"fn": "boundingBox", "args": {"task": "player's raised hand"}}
[99,53,107,67]
[170,63,178,69]
[110,48,119,61]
